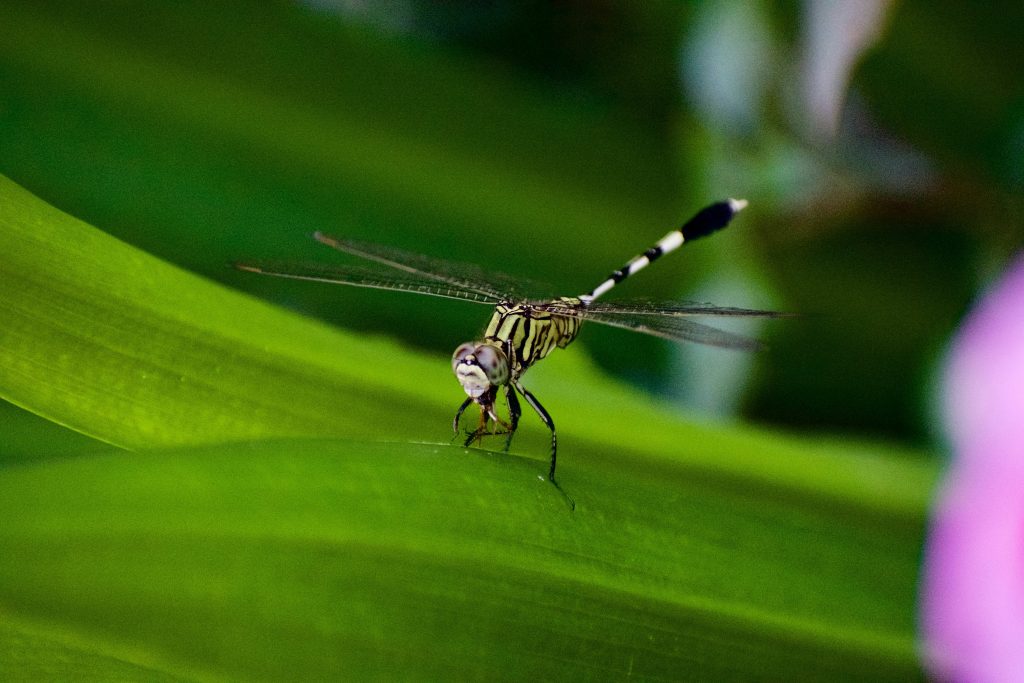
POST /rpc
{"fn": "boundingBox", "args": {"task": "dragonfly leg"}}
[452,396,473,436]
[460,400,517,450]
[514,381,557,481]
[515,382,573,510]
[487,407,512,434]
[463,405,509,444]
[503,384,521,452]
[463,406,489,447]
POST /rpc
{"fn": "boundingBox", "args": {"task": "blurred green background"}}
[3,1,1021,679]
[2,0,1020,453]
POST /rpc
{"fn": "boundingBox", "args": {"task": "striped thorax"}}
[485,297,584,372]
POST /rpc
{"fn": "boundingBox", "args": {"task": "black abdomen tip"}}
[681,198,747,241]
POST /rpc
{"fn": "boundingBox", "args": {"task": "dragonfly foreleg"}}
[462,405,489,447]
[504,384,522,452]
[452,396,474,436]
[461,399,513,448]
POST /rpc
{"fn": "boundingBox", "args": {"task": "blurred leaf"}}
[750,211,977,440]
[0,402,105,466]
[0,172,934,678]
[0,0,682,279]
[856,0,1024,188]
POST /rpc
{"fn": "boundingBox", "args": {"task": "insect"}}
[236,199,782,490]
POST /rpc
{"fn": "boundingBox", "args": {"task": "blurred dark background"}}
[1,0,1021,450]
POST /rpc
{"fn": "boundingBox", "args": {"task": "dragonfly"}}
[236,199,783,492]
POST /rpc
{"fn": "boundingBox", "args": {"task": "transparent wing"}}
[312,232,556,301]
[579,310,764,350]
[234,261,502,305]
[238,233,785,349]
[530,298,784,349]
[581,299,789,318]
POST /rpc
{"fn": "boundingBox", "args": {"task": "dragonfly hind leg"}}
[515,381,573,510]
[514,381,558,482]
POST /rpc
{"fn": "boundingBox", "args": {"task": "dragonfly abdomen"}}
[581,199,747,302]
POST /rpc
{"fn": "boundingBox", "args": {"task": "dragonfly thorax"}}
[452,341,509,399]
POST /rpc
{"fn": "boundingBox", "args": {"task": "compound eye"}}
[473,344,507,382]
[451,342,476,372]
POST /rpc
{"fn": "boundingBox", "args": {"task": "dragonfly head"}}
[452,342,509,400]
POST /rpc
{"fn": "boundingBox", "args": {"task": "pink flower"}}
[922,254,1024,682]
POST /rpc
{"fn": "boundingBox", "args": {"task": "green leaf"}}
[0,173,445,450]
[0,176,934,679]
[1,441,928,681]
